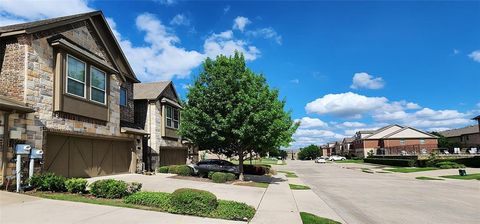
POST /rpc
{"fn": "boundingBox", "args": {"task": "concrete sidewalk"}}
[0,191,244,224]
[250,174,302,224]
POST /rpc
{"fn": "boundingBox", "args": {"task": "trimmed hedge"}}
[225,173,236,181]
[29,173,66,192]
[210,200,255,221]
[211,172,228,183]
[243,164,270,175]
[124,191,171,210]
[157,166,169,173]
[65,178,87,193]
[364,158,416,167]
[169,188,218,216]
[434,161,465,169]
[418,156,480,168]
[89,179,129,199]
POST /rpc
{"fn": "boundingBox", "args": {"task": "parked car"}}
[315,157,326,163]
[188,159,239,177]
[328,155,346,161]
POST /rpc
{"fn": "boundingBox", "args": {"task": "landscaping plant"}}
[29,172,66,192]
[127,182,142,194]
[124,192,171,210]
[65,178,87,193]
[157,166,169,173]
[89,179,129,199]
[211,172,228,183]
[210,200,256,221]
[169,188,218,216]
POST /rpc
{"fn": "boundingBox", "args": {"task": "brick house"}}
[352,125,438,157]
[133,81,187,171]
[439,116,480,149]
[0,11,148,183]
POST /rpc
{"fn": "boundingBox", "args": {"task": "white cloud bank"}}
[232,16,251,32]
[350,72,385,89]
[469,50,480,62]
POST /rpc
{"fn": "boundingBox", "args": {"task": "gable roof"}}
[439,125,479,137]
[134,81,179,101]
[364,124,404,139]
[473,115,480,120]
[0,11,139,83]
[381,127,438,139]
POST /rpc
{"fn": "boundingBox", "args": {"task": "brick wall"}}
[0,37,26,102]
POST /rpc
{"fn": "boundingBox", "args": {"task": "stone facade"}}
[120,80,135,124]
[0,19,143,183]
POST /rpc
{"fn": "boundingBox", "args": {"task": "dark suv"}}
[189,159,239,177]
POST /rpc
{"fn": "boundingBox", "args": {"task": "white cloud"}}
[290,79,299,84]
[350,72,385,89]
[0,0,93,26]
[155,0,177,6]
[469,50,480,62]
[204,30,260,61]
[306,92,388,118]
[170,14,190,26]
[246,27,282,45]
[453,49,460,55]
[224,5,231,14]
[295,117,328,128]
[232,16,251,32]
[340,121,366,128]
[290,129,346,149]
[406,102,421,109]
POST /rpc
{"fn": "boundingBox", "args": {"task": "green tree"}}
[179,53,297,180]
[297,145,321,160]
[431,132,464,149]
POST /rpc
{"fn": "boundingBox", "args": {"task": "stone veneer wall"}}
[120,80,135,124]
[0,22,143,181]
[0,38,26,102]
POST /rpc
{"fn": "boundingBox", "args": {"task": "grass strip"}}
[289,184,310,190]
[335,159,364,164]
[440,173,480,180]
[415,176,444,180]
[300,212,341,224]
[277,171,298,178]
[234,181,269,188]
[383,167,438,173]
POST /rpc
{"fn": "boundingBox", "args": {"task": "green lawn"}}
[335,159,363,164]
[415,176,444,181]
[383,167,438,173]
[232,158,285,165]
[277,171,298,178]
[300,212,341,224]
[234,181,269,188]
[289,184,310,190]
[440,173,480,180]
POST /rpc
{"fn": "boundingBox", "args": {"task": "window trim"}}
[165,105,180,129]
[420,139,425,144]
[400,139,405,145]
[89,65,107,105]
[120,87,127,107]
[65,54,87,99]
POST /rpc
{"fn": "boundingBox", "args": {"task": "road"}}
[282,160,480,224]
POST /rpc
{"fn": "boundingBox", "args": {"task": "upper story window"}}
[66,55,86,98]
[166,105,180,129]
[419,139,425,144]
[400,139,405,145]
[120,87,127,106]
[90,66,106,104]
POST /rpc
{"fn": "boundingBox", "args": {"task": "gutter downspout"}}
[2,112,10,186]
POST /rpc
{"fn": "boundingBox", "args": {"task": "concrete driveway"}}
[87,173,266,207]
[0,191,244,224]
[277,160,480,224]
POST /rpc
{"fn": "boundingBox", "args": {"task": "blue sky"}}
[1,0,479,148]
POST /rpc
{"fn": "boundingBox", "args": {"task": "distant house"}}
[439,119,480,149]
[134,81,187,171]
[352,125,438,157]
[341,137,354,156]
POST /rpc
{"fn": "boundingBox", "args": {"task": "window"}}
[120,87,127,106]
[400,139,405,145]
[90,66,106,104]
[166,105,180,129]
[66,55,86,97]
[420,139,425,144]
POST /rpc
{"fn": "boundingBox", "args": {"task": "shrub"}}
[89,179,129,199]
[157,166,169,173]
[225,173,236,181]
[243,165,270,175]
[65,178,87,193]
[127,182,142,194]
[175,165,193,176]
[168,165,179,174]
[363,158,416,167]
[211,172,227,183]
[169,188,218,216]
[124,192,171,210]
[208,171,215,179]
[435,161,465,169]
[210,200,256,221]
[29,173,66,192]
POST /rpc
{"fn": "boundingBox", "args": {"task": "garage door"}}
[45,134,133,178]
[158,146,187,166]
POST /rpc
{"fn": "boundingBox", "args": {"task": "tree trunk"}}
[249,151,252,165]
[238,148,245,181]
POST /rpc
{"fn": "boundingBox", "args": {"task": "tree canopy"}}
[297,144,321,160]
[179,53,298,179]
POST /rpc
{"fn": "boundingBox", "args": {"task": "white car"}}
[315,157,326,163]
[328,155,346,161]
